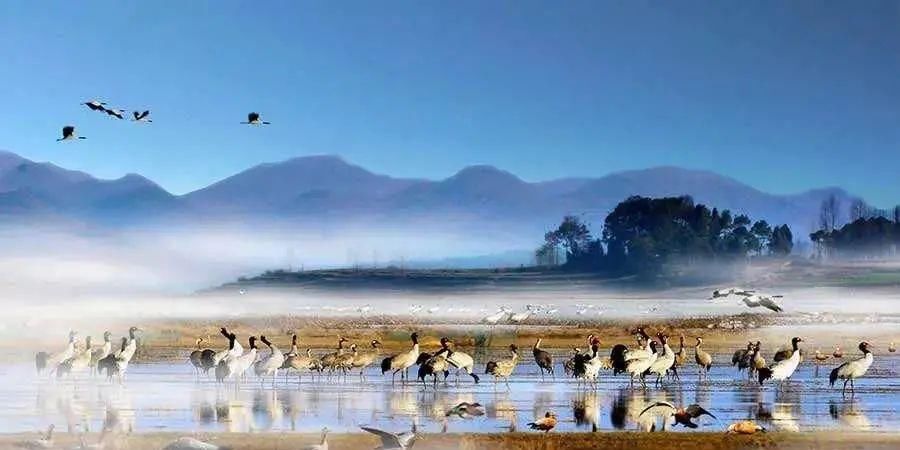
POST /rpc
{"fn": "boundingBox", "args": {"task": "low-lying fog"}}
[0,222,898,345]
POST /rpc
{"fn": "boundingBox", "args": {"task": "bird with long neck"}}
[758,337,803,386]
[830,341,874,396]
[694,337,712,380]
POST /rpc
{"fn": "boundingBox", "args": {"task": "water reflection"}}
[830,399,873,431]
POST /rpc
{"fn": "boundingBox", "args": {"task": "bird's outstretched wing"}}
[140,110,150,119]
[133,111,141,120]
[638,401,676,418]
[359,426,401,448]
[685,404,716,419]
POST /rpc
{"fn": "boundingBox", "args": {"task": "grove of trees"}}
[810,194,900,259]
[535,195,794,276]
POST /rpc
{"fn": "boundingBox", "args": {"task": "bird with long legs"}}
[648,333,676,387]
[381,332,420,384]
[694,337,712,380]
[350,339,383,380]
[532,338,554,380]
[485,344,520,390]
[90,331,112,376]
[830,341,874,396]
[758,337,803,388]
[254,335,285,386]
[35,331,77,376]
[627,341,658,388]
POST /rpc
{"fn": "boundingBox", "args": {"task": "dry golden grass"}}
[1,432,898,450]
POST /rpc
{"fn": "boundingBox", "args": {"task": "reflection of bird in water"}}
[16,424,54,449]
[572,391,599,432]
[446,402,484,419]
[360,424,418,450]
[638,402,716,430]
[387,390,419,417]
[829,400,873,431]
[251,389,283,431]
[770,402,800,432]
[162,437,226,450]
[488,393,517,432]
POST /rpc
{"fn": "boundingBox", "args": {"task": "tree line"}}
[810,194,900,259]
[535,195,793,276]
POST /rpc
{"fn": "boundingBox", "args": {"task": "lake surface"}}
[2,351,897,434]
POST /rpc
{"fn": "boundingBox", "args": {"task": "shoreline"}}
[2,431,900,450]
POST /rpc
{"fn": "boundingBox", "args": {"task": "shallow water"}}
[2,351,898,434]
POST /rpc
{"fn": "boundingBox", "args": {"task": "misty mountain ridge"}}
[0,150,861,237]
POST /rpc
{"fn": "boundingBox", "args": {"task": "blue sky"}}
[0,1,897,205]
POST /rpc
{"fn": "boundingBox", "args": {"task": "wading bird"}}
[35,330,77,375]
[758,337,803,386]
[241,112,270,125]
[254,335,285,384]
[694,337,712,379]
[638,401,716,430]
[627,341,658,388]
[648,333,676,386]
[829,341,874,396]
[532,338,554,380]
[57,126,86,141]
[381,332,420,384]
[485,344,520,389]
[91,331,113,376]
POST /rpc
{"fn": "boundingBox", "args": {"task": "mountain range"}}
[0,150,858,238]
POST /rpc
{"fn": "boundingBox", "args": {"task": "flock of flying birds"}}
[56,100,270,141]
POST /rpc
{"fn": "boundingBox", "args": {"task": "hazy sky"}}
[0,1,897,205]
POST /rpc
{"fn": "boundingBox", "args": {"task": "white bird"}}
[382,333,420,383]
[482,308,510,325]
[427,306,440,314]
[212,327,243,365]
[162,437,225,450]
[830,342,874,396]
[114,327,140,379]
[253,335,284,384]
[648,334,676,386]
[408,304,423,314]
[303,427,329,450]
[709,287,754,300]
[241,112,270,125]
[509,306,534,323]
[229,336,259,380]
[58,336,93,379]
[757,337,803,386]
[626,341,658,388]
[741,294,784,312]
[360,424,418,450]
[131,110,152,122]
[16,424,54,449]
[57,126,87,141]
[357,304,372,315]
[36,330,78,375]
[90,331,113,374]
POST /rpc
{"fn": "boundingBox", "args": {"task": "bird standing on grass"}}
[527,411,558,432]
[829,341,874,396]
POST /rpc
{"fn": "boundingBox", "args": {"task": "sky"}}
[0,1,897,205]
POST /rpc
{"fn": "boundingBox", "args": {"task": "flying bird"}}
[132,110,152,122]
[105,108,125,119]
[241,112,270,125]
[741,294,783,312]
[57,126,86,141]
[83,100,106,111]
[360,425,418,450]
[638,402,716,430]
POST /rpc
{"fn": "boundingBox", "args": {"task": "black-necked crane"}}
[648,333,675,386]
[241,112,270,125]
[694,337,712,380]
[90,331,112,376]
[381,332,420,384]
[231,336,259,381]
[360,424,417,450]
[758,337,803,387]
[572,336,603,388]
[302,427,329,450]
[132,110,152,122]
[526,411,558,433]
[417,348,451,389]
[57,336,93,379]
[83,100,106,111]
[254,335,285,385]
[564,347,581,377]
[638,401,716,430]
[57,126,87,141]
[532,338,553,380]
[438,337,479,384]
[212,327,243,366]
[485,344,519,390]
[829,341,874,396]
[16,424,54,449]
[627,340,658,388]
[105,108,125,120]
[35,330,77,376]
[320,336,348,376]
[114,326,141,382]
[732,342,753,369]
